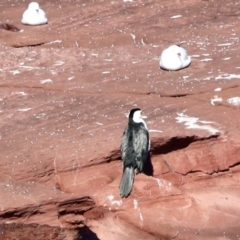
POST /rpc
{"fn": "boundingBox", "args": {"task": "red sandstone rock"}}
[0,0,240,239]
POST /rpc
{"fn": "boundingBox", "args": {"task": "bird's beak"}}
[141,112,148,119]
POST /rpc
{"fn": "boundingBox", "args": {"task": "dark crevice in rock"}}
[168,94,189,98]
[150,135,219,155]
[0,197,95,227]
[160,93,191,98]
[0,84,51,90]
[0,84,238,99]
[228,161,240,170]
[0,206,41,220]
[13,42,49,48]
[0,23,21,32]
[159,84,239,98]
[102,150,121,163]
[177,160,240,177]
[81,150,121,168]
[57,197,95,229]
[57,197,95,218]
[163,160,174,172]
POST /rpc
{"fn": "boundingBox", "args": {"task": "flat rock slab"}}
[0,0,240,239]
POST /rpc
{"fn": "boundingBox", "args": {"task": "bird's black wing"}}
[133,123,149,172]
[120,125,129,164]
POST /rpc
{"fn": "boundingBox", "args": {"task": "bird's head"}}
[28,2,40,10]
[128,108,147,123]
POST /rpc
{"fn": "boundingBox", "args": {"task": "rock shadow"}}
[142,152,154,176]
[151,135,219,155]
[77,226,100,240]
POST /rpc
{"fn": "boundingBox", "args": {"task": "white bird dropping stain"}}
[211,96,223,105]
[10,70,20,75]
[40,79,53,84]
[133,199,138,209]
[156,178,162,188]
[217,43,233,46]
[133,199,143,227]
[215,74,240,80]
[106,195,122,206]
[227,97,240,106]
[130,33,136,43]
[200,58,213,62]
[170,15,182,18]
[148,129,163,133]
[176,112,220,135]
[68,76,75,81]
[18,108,32,112]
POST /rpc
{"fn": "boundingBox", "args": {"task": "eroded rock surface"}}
[0,0,240,239]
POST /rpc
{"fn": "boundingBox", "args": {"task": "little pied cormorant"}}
[119,108,150,198]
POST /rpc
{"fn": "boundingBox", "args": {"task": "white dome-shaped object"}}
[159,45,191,71]
[22,2,48,25]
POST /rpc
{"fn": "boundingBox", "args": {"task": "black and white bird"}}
[119,108,150,198]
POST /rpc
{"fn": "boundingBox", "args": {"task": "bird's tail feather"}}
[119,167,135,197]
